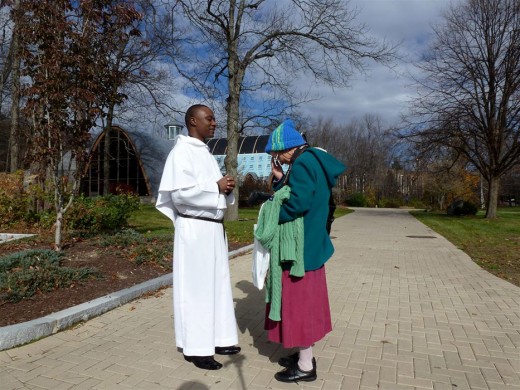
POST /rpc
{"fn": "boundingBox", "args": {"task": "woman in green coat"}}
[263,119,346,383]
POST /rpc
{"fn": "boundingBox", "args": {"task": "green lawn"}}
[128,203,351,246]
[127,204,260,244]
[127,204,173,235]
[411,208,520,286]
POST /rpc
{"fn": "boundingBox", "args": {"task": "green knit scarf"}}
[254,185,304,321]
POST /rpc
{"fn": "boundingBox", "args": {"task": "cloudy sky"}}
[296,0,458,127]
[152,0,460,133]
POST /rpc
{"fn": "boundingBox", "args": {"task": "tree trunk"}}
[8,5,20,172]
[438,194,445,211]
[0,28,15,123]
[485,175,499,219]
[480,174,485,209]
[225,92,240,221]
[54,178,64,250]
[102,104,115,195]
[224,52,243,221]
[54,207,63,251]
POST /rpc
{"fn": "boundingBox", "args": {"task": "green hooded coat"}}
[273,147,346,271]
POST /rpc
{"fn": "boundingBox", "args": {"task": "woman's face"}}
[271,149,294,165]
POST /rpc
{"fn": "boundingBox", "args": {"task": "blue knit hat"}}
[265,119,306,153]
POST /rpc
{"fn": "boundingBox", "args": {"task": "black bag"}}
[326,193,336,234]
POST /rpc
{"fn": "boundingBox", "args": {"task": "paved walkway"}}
[1,208,519,389]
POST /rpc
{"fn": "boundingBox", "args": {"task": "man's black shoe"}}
[215,346,241,355]
[274,361,317,383]
[183,355,222,370]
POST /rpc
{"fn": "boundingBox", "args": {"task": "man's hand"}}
[217,175,235,194]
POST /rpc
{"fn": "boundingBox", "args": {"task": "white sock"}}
[298,346,313,371]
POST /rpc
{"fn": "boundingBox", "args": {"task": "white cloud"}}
[296,0,458,126]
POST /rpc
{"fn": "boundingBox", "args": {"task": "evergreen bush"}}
[0,249,99,302]
[461,201,478,216]
[346,192,368,207]
[66,194,140,232]
[379,197,401,208]
[447,199,478,216]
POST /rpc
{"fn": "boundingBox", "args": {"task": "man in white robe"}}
[156,104,241,370]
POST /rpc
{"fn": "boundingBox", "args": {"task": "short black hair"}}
[184,104,209,128]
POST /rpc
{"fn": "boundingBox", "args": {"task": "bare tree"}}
[0,0,23,172]
[17,0,142,250]
[100,0,175,195]
[305,114,394,201]
[7,0,19,173]
[165,0,395,219]
[0,2,14,117]
[421,159,480,211]
[404,0,520,218]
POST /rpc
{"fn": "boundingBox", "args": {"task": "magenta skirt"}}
[265,266,332,348]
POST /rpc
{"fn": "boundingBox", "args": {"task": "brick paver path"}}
[1,208,519,389]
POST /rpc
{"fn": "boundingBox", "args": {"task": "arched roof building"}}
[82,126,271,200]
[206,135,272,180]
[206,135,269,155]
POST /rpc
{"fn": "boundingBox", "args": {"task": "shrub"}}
[0,172,62,229]
[379,197,401,208]
[130,239,172,269]
[66,194,140,233]
[98,228,143,248]
[345,192,368,207]
[447,199,478,216]
[0,171,30,227]
[99,229,172,269]
[361,188,378,207]
[35,209,59,229]
[0,173,142,232]
[0,249,99,302]
[411,199,428,209]
[109,182,136,195]
[239,175,271,207]
[461,201,478,216]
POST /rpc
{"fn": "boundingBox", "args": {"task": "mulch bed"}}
[0,233,243,327]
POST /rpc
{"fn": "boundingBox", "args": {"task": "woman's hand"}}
[271,157,284,180]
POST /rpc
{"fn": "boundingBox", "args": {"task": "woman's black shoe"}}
[278,352,299,367]
[183,355,222,370]
[274,362,317,383]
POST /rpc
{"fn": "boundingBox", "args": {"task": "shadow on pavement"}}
[177,382,209,389]
[234,280,279,360]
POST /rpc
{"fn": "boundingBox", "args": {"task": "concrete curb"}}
[0,244,253,351]
[0,233,35,243]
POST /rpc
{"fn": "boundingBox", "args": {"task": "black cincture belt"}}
[177,212,224,224]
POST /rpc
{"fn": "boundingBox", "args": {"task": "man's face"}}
[190,107,217,141]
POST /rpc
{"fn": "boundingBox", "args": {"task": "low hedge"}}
[0,249,99,302]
